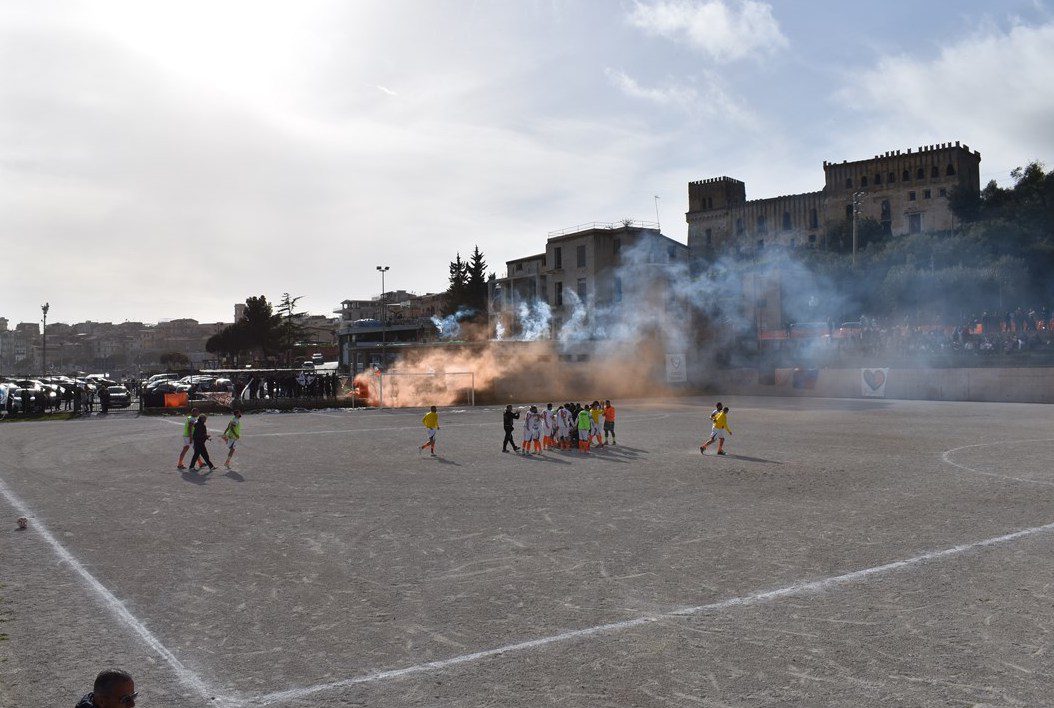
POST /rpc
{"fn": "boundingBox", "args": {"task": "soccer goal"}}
[377,371,476,408]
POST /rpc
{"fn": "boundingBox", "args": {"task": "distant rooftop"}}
[547,220,659,238]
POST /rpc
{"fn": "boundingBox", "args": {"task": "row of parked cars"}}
[140,373,234,407]
[0,374,132,415]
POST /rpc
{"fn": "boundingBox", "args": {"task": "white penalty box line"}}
[243,519,1054,706]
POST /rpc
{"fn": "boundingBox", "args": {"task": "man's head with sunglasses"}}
[76,668,137,708]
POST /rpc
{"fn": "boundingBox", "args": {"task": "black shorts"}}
[603,421,615,432]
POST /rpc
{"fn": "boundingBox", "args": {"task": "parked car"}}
[146,373,181,384]
[142,380,192,407]
[0,383,23,415]
[105,385,132,408]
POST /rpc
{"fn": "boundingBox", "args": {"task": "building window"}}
[861,175,868,187]
[667,244,677,261]
[782,211,792,230]
[756,239,764,250]
[845,177,853,188]
[707,197,714,209]
[931,165,939,178]
[946,164,956,176]
[613,238,621,255]
[888,171,896,183]
[924,189,931,199]
[916,167,925,179]
[516,262,523,272]
[908,191,917,201]
[757,215,767,233]
[809,208,818,229]
[576,278,587,301]
[614,277,623,303]
[880,199,891,220]
[845,204,853,220]
[554,281,563,307]
[908,213,923,234]
[808,233,817,244]
[939,188,947,197]
[705,228,712,246]
[554,247,562,269]
[874,173,882,185]
[903,169,910,181]
[576,244,586,268]
[736,218,744,235]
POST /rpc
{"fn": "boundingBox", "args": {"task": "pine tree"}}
[447,253,469,313]
[466,246,487,315]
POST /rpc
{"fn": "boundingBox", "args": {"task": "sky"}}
[2,0,1053,326]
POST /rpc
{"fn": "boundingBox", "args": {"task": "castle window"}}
[705,228,712,246]
[874,173,882,185]
[614,277,623,303]
[903,169,910,181]
[861,176,868,188]
[845,204,853,220]
[888,172,896,183]
[916,167,925,179]
[757,215,767,233]
[845,177,853,188]
[909,191,917,201]
[946,164,956,176]
[939,188,947,197]
[554,247,562,269]
[880,199,891,220]
[782,211,792,230]
[736,218,744,235]
[808,233,817,244]
[924,189,931,199]
[931,165,939,178]
[809,208,818,229]
[706,197,714,209]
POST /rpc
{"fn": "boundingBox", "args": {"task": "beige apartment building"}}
[686,141,982,253]
[490,221,690,337]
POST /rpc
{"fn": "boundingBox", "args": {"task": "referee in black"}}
[502,405,520,453]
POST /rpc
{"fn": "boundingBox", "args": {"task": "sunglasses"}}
[120,692,138,705]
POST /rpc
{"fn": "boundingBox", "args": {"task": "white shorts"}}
[227,440,237,450]
[711,428,726,440]
[426,429,437,441]
[182,436,191,446]
[523,430,537,441]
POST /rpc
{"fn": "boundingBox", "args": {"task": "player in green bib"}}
[576,407,593,453]
[221,410,243,469]
[177,407,200,470]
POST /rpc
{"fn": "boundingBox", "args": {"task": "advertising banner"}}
[861,368,889,398]
[666,352,687,384]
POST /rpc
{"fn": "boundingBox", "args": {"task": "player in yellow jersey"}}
[701,406,731,455]
[221,410,242,469]
[420,405,439,456]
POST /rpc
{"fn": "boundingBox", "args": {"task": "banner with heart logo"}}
[861,368,889,397]
[666,352,687,383]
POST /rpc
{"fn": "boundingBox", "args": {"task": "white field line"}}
[940,438,1054,488]
[0,477,219,704]
[242,519,1054,706]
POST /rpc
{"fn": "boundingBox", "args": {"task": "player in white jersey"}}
[521,405,538,455]
[528,405,544,454]
[542,403,555,450]
[557,404,573,449]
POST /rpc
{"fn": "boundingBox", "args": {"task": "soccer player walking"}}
[177,407,200,470]
[189,413,217,472]
[701,406,732,455]
[221,409,242,469]
[420,405,439,456]
[576,405,593,453]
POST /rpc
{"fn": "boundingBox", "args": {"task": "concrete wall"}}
[713,367,1054,404]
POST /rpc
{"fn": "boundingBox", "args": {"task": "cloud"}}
[605,67,760,129]
[627,0,787,62]
[374,84,398,96]
[836,20,1054,182]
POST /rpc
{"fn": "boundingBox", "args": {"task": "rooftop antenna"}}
[653,195,661,231]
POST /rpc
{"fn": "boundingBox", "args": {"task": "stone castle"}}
[686,141,981,252]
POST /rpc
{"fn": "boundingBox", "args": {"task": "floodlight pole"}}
[41,302,49,375]
[376,265,390,371]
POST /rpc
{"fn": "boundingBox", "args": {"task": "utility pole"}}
[851,191,866,268]
[41,302,49,375]
[376,266,390,370]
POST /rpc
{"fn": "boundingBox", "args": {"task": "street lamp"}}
[376,266,390,369]
[41,302,49,375]
[851,191,866,268]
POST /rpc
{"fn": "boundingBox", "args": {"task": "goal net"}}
[377,371,476,408]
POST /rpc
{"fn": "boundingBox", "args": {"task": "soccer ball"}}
[17,517,28,529]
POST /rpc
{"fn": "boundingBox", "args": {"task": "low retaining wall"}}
[713,367,1054,404]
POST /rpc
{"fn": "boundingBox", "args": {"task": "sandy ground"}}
[1,396,1053,707]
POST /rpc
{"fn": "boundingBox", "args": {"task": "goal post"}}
[377,371,476,408]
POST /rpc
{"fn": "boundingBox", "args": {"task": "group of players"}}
[176,408,243,472]
[507,401,617,455]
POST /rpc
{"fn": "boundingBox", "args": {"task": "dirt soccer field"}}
[2,396,1054,707]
